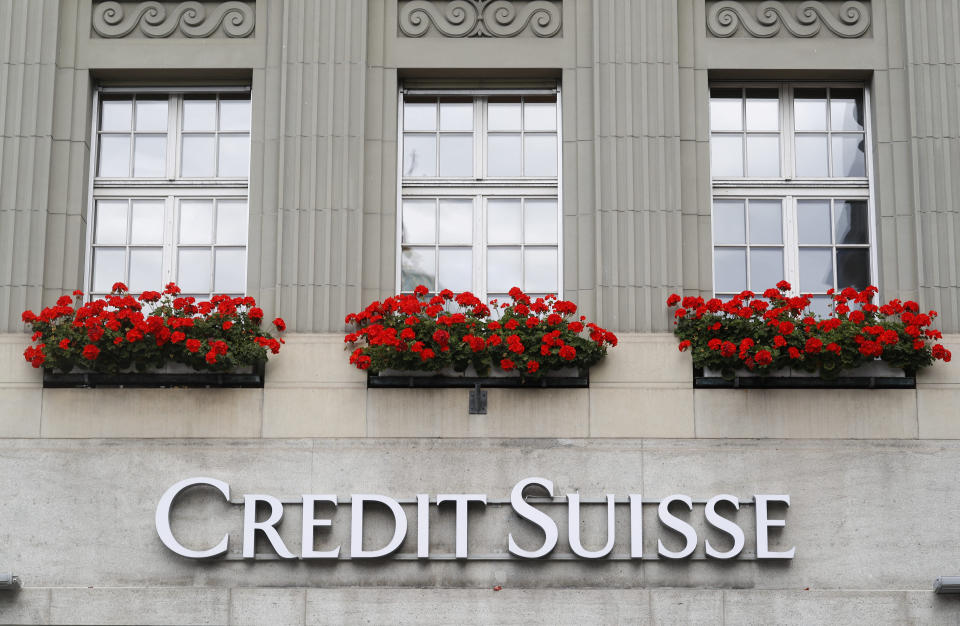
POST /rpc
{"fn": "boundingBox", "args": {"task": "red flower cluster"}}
[667,282,950,378]
[344,286,617,376]
[21,282,285,374]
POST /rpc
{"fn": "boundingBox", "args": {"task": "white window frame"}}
[709,82,878,306]
[396,86,563,300]
[84,87,251,298]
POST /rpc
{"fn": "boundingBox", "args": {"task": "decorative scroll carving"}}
[398,0,561,38]
[92,1,255,38]
[706,1,870,38]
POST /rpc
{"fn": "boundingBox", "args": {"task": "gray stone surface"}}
[0,438,958,594]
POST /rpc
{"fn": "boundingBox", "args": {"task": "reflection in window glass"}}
[799,248,833,293]
[748,200,782,244]
[714,248,747,293]
[797,199,832,245]
[713,199,745,245]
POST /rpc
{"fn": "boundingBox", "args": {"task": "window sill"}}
[42,361,265,389]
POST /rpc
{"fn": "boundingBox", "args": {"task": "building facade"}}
[1,0,960,623]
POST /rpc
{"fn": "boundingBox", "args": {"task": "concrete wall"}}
[3,331,959,440]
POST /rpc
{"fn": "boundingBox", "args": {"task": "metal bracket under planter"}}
[693,367,916,390]
[367,370,590,415]
[43,361,266,389]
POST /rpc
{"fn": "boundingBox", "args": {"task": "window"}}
[87,90,251,299]
[709,84,874,314]
[398,89,561,300]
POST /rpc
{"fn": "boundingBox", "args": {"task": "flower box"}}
[22,283,285,388]
[42,360,266,389]
[344,286,617,386]
[695,361,914,389]
[367,365,588,389]
[667,282,950,388]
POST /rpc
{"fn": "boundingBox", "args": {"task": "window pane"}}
[438,199,472,244]
[799,248,833,292]
[712,199,745,245]
[524,199,558,245]
[438,133,473,177]
[794,88,827,131]
[130,200,164,245]
[133,135,166,177]
[797,199,832,244]
[524,135,557,177]
[750,248,784,289]
[401,247,436,292]
[745,89,779,131]
[92,248,125,293]
[748,200,782,244]
[403,134,437,177]
[180,200,214,244]
[95,200,128,245]
[127,248,163,293]
[710,135,743,177]
[438,248,472,292]
[808,295,833,317]
[439,101,472,131]
[835,200,869,244]
[177,249,212,293]
[135,99,167,132]
[129,248,162,293]
[215,248,246,293]
[487,199,522,244]
[837,248,870,291]
[831,134,866,177]
[709,90,742,131]
[524,101,557,131]
[181,135,216,177]
[488,102,521,131]
[746,135,779,177]
[830,89,864,131]
[404,101,437,131]
[487,134,522,176]
[98,135,130,177]
[101,100,132,131]
[524,248,558,293]
[795,134,828,177]
[216,200,249,245]
[183,99,217,131]
[401,199,436,244]
[219,99,251,131]
[218,135,250,177]
[714,248,746,293]
[487,247,522,293]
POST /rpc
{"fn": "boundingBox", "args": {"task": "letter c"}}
[156,477,230,559]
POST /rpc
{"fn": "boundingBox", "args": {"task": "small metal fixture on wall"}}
[0,574,21,591]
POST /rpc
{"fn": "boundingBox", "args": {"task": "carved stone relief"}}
[92,1,255,39]
[706,1,871,38]
[398,0,562,38]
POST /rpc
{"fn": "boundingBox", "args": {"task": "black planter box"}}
[693,367,916,390]
[42,361,266,389]
[367,369,589,389]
